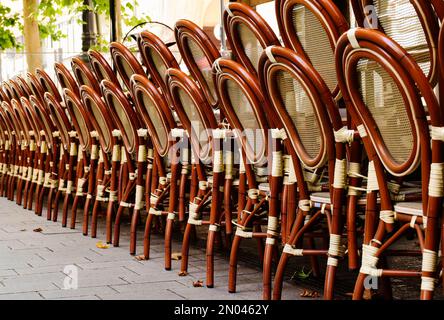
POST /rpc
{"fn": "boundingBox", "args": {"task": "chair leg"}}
[180,223,194,273]
[143,213,155,259]
[228,234,242,293]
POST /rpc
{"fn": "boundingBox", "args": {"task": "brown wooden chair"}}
[130,74,180,262]
[213,58,282,298]
[101,79,145,255]
[63,88,97,236]
[336,27,442,300]
[80,85,120,244]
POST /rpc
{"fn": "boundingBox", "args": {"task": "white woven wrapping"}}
[357,124,367,137]
[267,216,279,236]
[334,126,354,143]
[430,126,444,141]
[265,46,277,63]
[298,199,311,212]
[138,145,147,162]
[333,159,347,189]
[112,145,121,162]
[367,161,379,192]
[213,150,224,173]
[360,244,382,277]
[379,210,395,224]
[272,151,283,177]
[235,228,253,238]
[248,189,259,200]
[209,224,219,232]
[69,142,77,156]
[134,185,145,210]
[347,28,360,49]
[225,151,234,179]
[428,163,444,197]
[283,244,303,256]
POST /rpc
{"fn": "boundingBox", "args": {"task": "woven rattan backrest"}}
[110,42,146,92]
[336,28,437,177]
[277,0,347,99]
[175,19,220,109]
[27,72,46,103]
[88,50,121,86]
[10,99,29,143]
[138,31,180,97]
[101,80,140,154]
[63,88,93,151]
[54,63,80,97]
[130,74,176,157]
[224,2,280,77]
[71,57,101,93]
[213,59,272,164]
[166,68,218,162]
[80,85,116,153]
[20,97,41,146]
[44,92,72,150]
[30,95,55,148]
[36,68,63,102]
[352,0,439,85]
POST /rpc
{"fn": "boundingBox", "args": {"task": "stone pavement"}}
[0,198,309,300]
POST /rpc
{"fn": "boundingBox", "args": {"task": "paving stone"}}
[0,292,44,300]
[39,285,117,299]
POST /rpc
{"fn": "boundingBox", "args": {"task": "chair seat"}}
[393,202,423,216]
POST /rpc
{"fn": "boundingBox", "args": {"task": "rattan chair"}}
[337,27,442,300]
[109,42,146,93]
[80,85,121,244]
[130,74,179,261]
[100,79,146,254]
[213,58,282,298]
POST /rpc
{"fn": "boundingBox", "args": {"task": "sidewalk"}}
[0,198,306,300]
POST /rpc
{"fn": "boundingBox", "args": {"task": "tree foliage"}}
[0,0,151,51]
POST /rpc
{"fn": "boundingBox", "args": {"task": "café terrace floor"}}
[0,197,440,300]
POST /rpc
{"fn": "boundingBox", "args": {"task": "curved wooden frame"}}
[35,68,63,103]
[130,74,176,157]
[101,80,140,154]
[71,57,101,93]
[110,42,146,91]
[175,19,221,109]
[213,59,275,164]
[63,88,93,152]
[80,85,115,153]
[44,92,72,150]
[166,68,218,162]
[350,0,440,86]
[88,50,120,86]
[223,2,279,77]
[54,63,80,97]
[139,31,180,97]
[276,0,348,99]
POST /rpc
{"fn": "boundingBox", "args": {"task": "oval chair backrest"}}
[36,68,63,103]
[138,31,180,98]
[27,72,46,103]
[166,68,218,163]
[130,75,176,158]
[213,59,275,165]
[175,19,221,110]
[110,42,146,92]
[224,2,280,77]
[20,97,42,147]
[276,0,348,100]
[16,76,32,99]
[101,80,141,155]
[259,46,342,171]
[44,92,72,150]
[336,28,443,213]
[351,0,439,86]
[63,88,93,152]
[88,50,121,87]
[71,57,101,93]
[54,63,80,97]
[29,95,56,148]
[80,85,116,154]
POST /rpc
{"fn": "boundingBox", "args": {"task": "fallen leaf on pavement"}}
[20,229,26,232]
[33,228,43,232]
[178,271,188,276]
[135,255,146,261]
[171,252,182,260]
[96,241,110,249]
[193,280,204,287]
[300,290,319,298]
